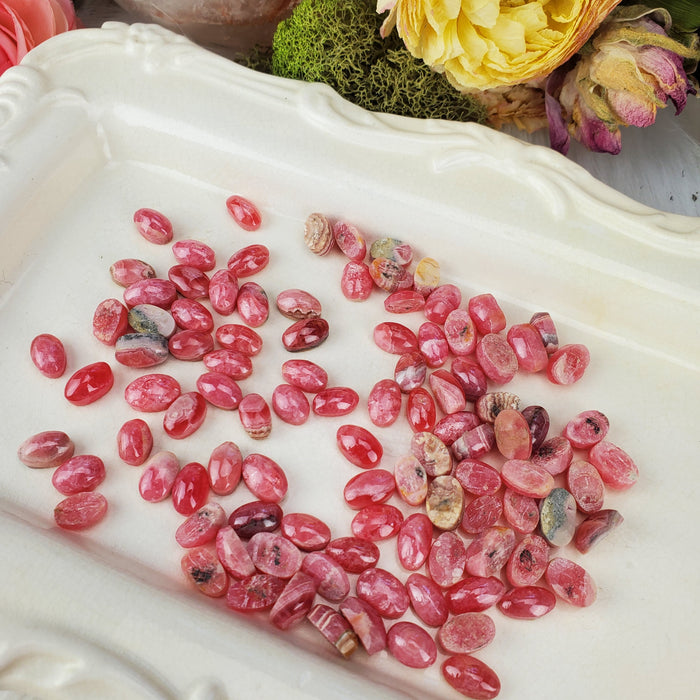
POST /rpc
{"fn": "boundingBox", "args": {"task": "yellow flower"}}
[377,0,623,90]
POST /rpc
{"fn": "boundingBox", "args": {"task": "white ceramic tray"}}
[0,22,699,700]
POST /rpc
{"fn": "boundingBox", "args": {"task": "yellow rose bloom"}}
[378,0,623,90]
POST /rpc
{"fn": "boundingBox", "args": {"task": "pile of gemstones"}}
[17,198,639,699]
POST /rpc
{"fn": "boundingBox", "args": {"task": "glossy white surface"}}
[0,22,699,700]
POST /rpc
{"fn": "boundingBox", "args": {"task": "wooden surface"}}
[76,0,699,218]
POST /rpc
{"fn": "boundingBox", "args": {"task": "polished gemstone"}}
[171,462,210,516]
[241,453,287,502]
[64,362,114,406]
[51,454,105,495]
[387,621,437,669]
[336,424,383,469]
[138,451,179,502]
[163,392,207,439]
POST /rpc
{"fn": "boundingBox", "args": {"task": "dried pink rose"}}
[0,0,78,77]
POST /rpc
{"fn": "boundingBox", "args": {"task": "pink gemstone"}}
[336,424,383,469]
[168,264,210,299]
[444,309,477,356]
[451,423,495,461]
[110,258,156,286]
[341,261,373,300]
[275,289,323,320]
[501,459,555,498]
[312,387,359,417]
[92,299,130,346]
[442,655,501,700]
[547,343,590,385]
[476,333,518,384]
[394,454,428,506]
[175,503,226,548]
[387,621,437,669]
[114,333,169,369]
[384,289,425,314]
[429,370,467,415]
[332,220,367,261]
[51,454,106,495]
[357,567,409,619]
[574,509,624,553]
[237,282,269,327]
[242,453,287,502]
[171,462,210,516]
[133,207,173,244]
[239,394,273,439]
[373,322,418,354]
[248,532,302,578]
[30,333,67,378]
[428,531,467,588]
[454,459,502,496]
[460,494,503,535]
[227,243,270,277]
[339,597,387,655]
[438,612,496,654]
[410,431,452,477]
[163,392,207,439]
[269,572,318,630]
[468,293,506,334]
[450,357,488,402]
[216,525,256,579]
[494,408,532,460]
[433,411,482,446]
[343,469,395,510]
[64,362,113,406]
[405,573,449,627]
[215,323,263,355]
[301,552,351,602]
[464,526,516,578]
[424,284,461,325]
[531,435,573,475]
[124,373,181,412]
[208,269,239,315]
[307,604,358,658]
[530,311,559,354]
[54,492,108,530]
[445,576,505,614]
[282,317,329,351]
[271,384,310,425]
[226,574,285,611]
[417,321,449,368]
[367,378,403,427]
[196,372,243,410]
[207,441,242,496]
[406,387,436,432]
[203,349,253,380]
[123,278,177,309]
[281,512,331,551]
[181,546,229,598]
[502,488,540,533]
[567,459,605,513]
[168,330,214,361]
[18,430,74,469]
[229,501,282,538]
[226,194,261,231]
[505,533,550,587]
[117,418,153,466]
[325,536,380,573]
[394,351,427,392]
[128,303,176,337]
[588,440,639,490]
[368,257,411,292]
[352,504,403,541]
[545,557,597,607]
[138,451,179,502]
[281,359,328,392]
[507,323,548,372]
[498,585,557,619]
[397,513,433,571]
[564,409,610,449]
[172,239,216,271]
[522,404,550,452]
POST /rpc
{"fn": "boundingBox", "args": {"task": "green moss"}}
[269,0,486,124]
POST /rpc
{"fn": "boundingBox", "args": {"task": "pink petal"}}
[1,0,54,44]
[578,113,622,154]
[51,0,78,30]
[636,46,691,114]
[0,4,31,62]
[545,67,571,154]
[607,88,656,128]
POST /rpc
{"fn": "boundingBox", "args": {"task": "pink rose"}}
[0,0,78,76]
